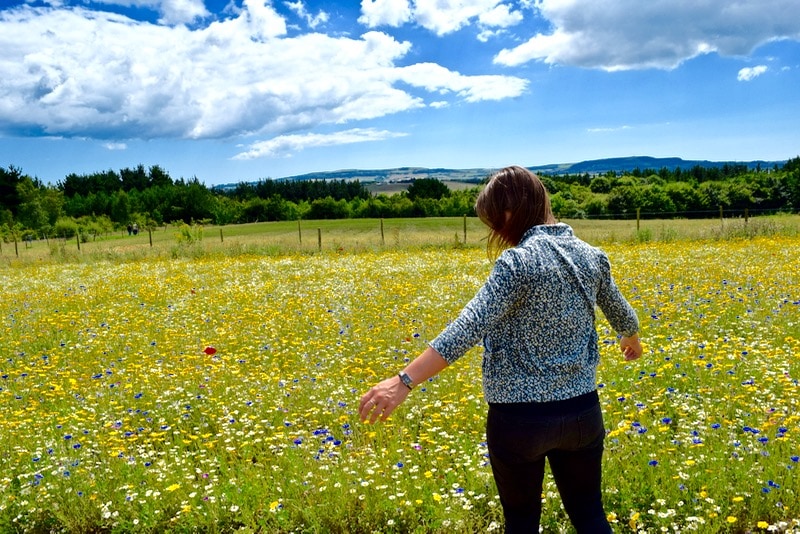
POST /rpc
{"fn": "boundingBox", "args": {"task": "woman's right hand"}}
[359,375,411,424]
[620,334,643,361]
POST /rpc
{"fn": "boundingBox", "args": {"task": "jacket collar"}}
[519,223,573,244]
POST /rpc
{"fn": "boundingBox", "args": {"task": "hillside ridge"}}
[279,156,784,183]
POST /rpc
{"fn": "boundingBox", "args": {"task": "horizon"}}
[1,0,798,186]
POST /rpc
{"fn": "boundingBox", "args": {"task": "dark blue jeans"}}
[486,394,612,534]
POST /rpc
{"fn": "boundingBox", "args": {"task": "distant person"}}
[127,223,132,236]
[132,223,139,235]
[359,165,643,533]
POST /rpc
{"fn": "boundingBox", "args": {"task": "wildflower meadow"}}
[1,230,799,533]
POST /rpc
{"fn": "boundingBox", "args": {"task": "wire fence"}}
[2,210,800,261]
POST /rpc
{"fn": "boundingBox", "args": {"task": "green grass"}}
[3,214,799,265]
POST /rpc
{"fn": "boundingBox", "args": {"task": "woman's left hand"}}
[359,375,411,424]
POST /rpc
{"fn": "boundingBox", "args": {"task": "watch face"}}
[400,372,413,388]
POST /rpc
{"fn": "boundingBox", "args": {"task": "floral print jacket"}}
[430,223,639,403]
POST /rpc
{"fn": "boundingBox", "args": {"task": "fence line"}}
[3,212,800,261]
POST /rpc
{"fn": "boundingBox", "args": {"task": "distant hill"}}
[541,156,783,175]
[214,156,786,191]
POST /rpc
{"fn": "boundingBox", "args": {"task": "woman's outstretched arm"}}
[359,346,449,424]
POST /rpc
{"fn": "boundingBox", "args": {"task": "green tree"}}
[120,164,149,192]
[606,186,643,218]
[589,177,612,194]
[308,196,351,219]
[0,165,23,215]
[664,182,703,214]
[406,178,450,200]
[16,177,49,230]
[110,190,132,224]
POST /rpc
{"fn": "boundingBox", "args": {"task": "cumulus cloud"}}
[738,65,768,81]
[284,0,329,29]
[93,0,210,25]
[478,3,522,28]
[233,128,407,159]
[359,0,412,28]
[395,63,529,102]
[360,0,516,36]
[494,0,800,70]
[0,3,527,152]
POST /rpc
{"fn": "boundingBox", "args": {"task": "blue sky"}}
[1,0,798,186]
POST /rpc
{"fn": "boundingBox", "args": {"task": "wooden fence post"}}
[14,234,18,257]
[76,233,81,251]
[463,215,467,244]
[380,218,385,245]
[219,228,224,243]
[317,228,322,251]
[149,229,154,247]
[636,208,641,231]
[298,220,302,244]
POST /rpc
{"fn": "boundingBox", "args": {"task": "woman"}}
[359,165,642,533]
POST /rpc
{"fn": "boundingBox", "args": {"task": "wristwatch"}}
[398,371,414,390]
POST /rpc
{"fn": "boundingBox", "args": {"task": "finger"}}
[369,404,383,424]
[360,398,376,422]
[358,395,371,413]
[380,405,396,421]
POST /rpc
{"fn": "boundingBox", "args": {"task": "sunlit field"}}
[2,226,800,532]
[3,214,799,263]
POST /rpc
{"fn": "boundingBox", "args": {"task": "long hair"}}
[475,166,556,259]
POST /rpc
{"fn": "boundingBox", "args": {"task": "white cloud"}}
[359,0,516,36]
[284,0,329,29]
[478,3,522,28]
[0,3,526,148]
[359,0,412,28]
[494,0,800,70]
[738,65,768,81]
[413,0,509,35]
[587,125,632,133]
[103,142,128,150]
[233,128,407,159]
[396,63,529,102]
[92,0,210,25]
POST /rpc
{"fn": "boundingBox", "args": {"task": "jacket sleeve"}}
[430,251,523,364]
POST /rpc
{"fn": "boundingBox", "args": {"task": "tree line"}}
[1,157,798,241]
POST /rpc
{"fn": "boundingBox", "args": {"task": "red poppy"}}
[203,346,217,355]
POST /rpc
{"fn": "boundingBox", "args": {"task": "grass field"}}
[1,216,800,532]
[2,213,799,264]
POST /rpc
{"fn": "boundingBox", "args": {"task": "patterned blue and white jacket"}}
[430,223,639,403]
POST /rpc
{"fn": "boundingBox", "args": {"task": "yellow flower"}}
[433,493,442,502]
[166,483,181,492]
[757,521,770,529]
[726,516,737,524]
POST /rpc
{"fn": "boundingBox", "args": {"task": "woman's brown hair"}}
[475,165,556,259]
